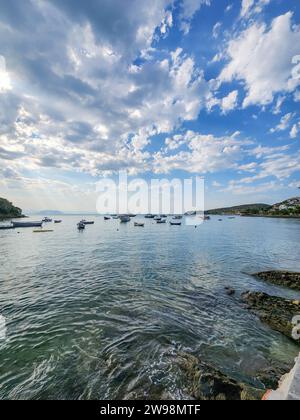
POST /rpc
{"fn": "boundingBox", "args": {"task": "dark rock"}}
[254,271,300,291]
[176,353,263,400]
[225,287,235,296]
[241,291,300,343]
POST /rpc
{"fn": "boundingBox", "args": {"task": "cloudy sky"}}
[0,0,299,212]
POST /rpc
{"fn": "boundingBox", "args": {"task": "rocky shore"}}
[242,292,300,343]
[254,271,300,291]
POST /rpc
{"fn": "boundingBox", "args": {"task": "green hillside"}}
[206,203,271,215]
[0,197,23,219]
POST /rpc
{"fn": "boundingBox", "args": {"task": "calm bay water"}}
[0,215,299,399]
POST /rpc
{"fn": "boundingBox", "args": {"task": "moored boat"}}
[77,222,85,230]
[12,221,43,228]
[0,224,14,230]
[104,216,111,220]
[120,215,131,223]
[157,219,167,224]
[42,217,52,223]
[170,220,182,226]
[81,220,95,225]
[54,220,62,224]
[145,214,155,219]
[134,222,145,227]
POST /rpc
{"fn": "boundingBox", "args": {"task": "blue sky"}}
[0,0,299,211]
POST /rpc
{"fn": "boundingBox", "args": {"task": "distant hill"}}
[0,197,24,219]
[207,197,300,217]
[206,203,271,215]
[36,210,64,215]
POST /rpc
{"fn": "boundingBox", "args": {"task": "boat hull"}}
[12,222,43,228]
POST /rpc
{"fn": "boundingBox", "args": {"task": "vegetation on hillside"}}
[0,197,23,219]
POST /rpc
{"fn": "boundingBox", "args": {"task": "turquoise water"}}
[0,215,299,399]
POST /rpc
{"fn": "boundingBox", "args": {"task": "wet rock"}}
[254,271,300,291]
[176,353,263,400]
[225,287,235,296]
[241,291,300,344]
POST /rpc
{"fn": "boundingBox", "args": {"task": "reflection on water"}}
[0,215,299,399]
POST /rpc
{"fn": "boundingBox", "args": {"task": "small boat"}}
[145,214,155,219]
[104,216,111,220]
[174,215,183,220]
[134,222,145,227]
[54,220,62,224]
[161,214,168,218]
[204,216,211,220]
[157,219,167,224]
[81,220,95,225]
[170,221,182,226]
[33,229,54,233]
[42,217,52,223]
[12,221,43,228]
[113,216,119,219]
[154,216,162,221]
[120,215,131,223]
[77,222,85,230]
[218,219,223,222]
[228,217,236,219]
[128,214,137,218]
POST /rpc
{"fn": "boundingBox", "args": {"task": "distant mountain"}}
[36,210,65,215]
[0,197,24,219]
[206,203,271,215]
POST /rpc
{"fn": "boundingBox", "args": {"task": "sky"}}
[0,0,299,212]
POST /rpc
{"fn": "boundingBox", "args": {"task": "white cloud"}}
[153,130,248,174]
[240,0,271,18]
[0,56,12,92]
[290,123,300,139]
[212,22,222,39]
[221,90,239,113]
[270,112,294,133]
[220,12,300,107]
[273,96,285,115]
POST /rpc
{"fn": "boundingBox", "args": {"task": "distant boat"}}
[77,222,85,230]
[113,216,119,219]
[145,214,155,219]
[120,215,131,223]
[104,216,111,220]
[161,214,168,218]
[54,220,62,224]
[157,219,167,224]
[174,215,183,220]
[12,221,43,228]
[154,216,162,221]
[185,211,196,216]
[42,217,52,223]
[128,214,137,218]
[134,222,145,227]
[81,220,95,225]
[218,219,223,222]
[33,229,54,233]
[204,216,211,220]
[170,221,182,226]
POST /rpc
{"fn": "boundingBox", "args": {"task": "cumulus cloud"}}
[154,130,249,174]
[220,12,300,107]
[0,0,214,178]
